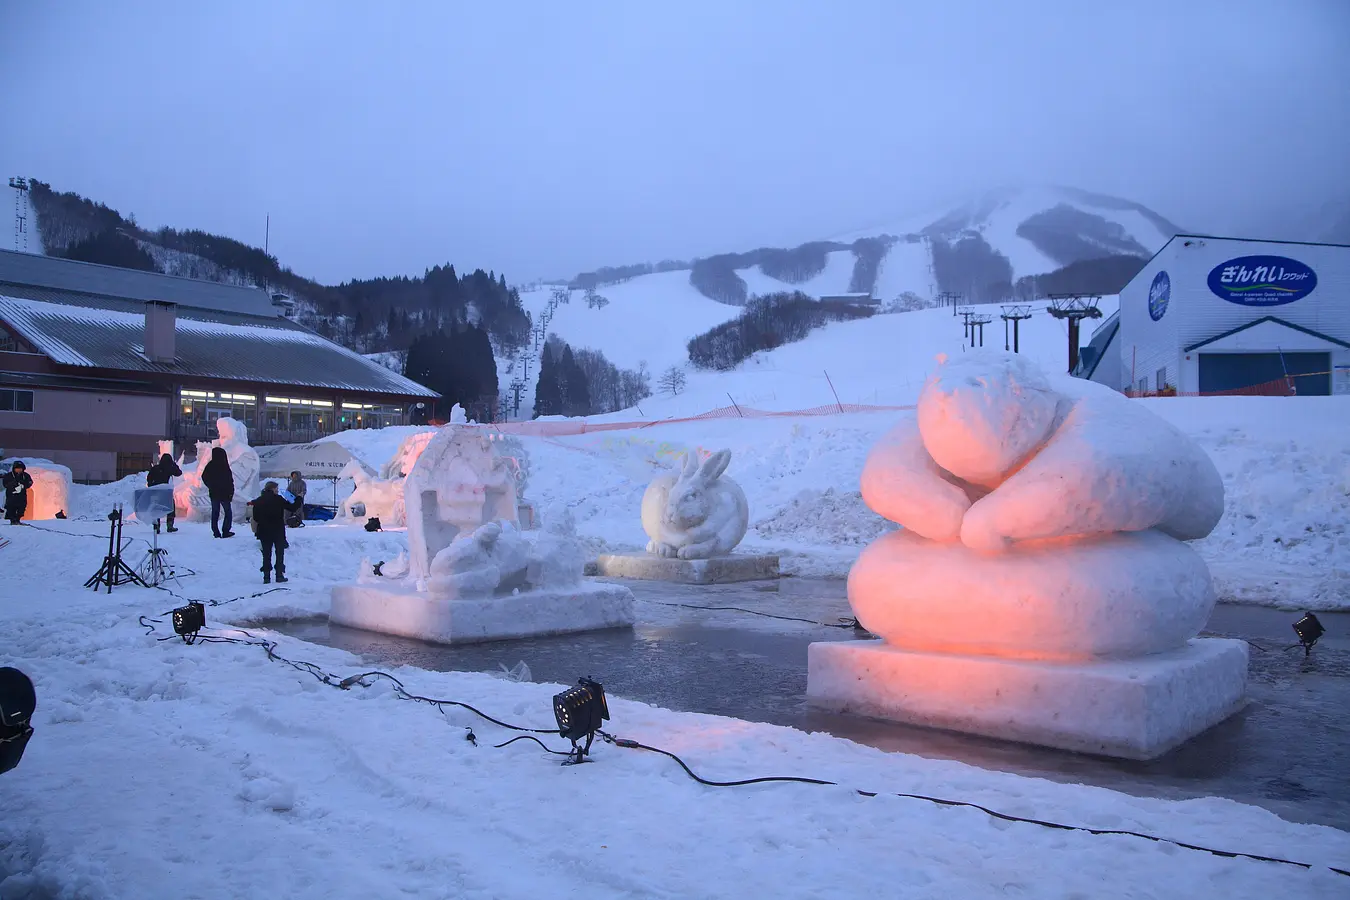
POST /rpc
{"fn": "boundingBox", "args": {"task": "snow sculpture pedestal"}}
[330,581,634,645]
[808,639,1248,760]
[594,552,779,584]
[329,425,634,644]
[806,352,1246,760]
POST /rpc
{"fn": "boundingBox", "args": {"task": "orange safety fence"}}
[462,401,916,437]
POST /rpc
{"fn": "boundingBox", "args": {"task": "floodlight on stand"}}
[172,601,206,644]
[1293,612,1325,656]
[553,677,609,766]
[0,667,36,776]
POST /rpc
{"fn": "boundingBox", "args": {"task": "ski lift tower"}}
[999,304,1034,353]
[968,310,994,348]
[936,291,963,316]
[1046,294,1103,372]
[9,177,31,252]
[958,307,976,343]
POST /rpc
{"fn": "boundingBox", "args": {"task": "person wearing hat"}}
[2,461,33,525]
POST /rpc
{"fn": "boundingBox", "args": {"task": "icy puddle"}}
[266,584,1350,831]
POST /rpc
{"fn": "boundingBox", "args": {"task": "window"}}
[178,389,257,428]
[0,388,34,412]
[1155,367,1168,391]
[0,325,27,353]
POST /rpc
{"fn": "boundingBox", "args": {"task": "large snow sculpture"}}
[215,417,260,520]
[596,449,778,583]
[807,353,1247,760]
[1,457,72,520]
[404,426,520,581]
[169,419,258,521]
[641,450,749,559]
[330,425,633,644]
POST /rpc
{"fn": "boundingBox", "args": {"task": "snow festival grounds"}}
[4,397,1350,898]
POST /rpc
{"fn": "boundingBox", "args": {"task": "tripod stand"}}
[85,506,145,593]
[138,519,174,586]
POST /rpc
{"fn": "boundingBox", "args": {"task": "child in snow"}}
[285,470,307,528]
[2,462,33,525]
[249,481,301,584]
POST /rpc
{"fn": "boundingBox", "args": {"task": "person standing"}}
[201,447,235,538]
[249,481,301,583]
[146,453,182,532]
[2,461,33,525]
[285,470,307,528]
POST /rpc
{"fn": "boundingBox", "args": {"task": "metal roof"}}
[0,290,437,399]
[0,248,279,317]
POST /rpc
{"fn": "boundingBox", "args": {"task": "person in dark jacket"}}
[200,447,235,538]
[285,471,307,528]
[249,481,301,583]
[2,462,33,525]
[146,453,182,532]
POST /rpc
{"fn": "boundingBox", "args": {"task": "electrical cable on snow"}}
[137,588,1347,880]
[637,597,857,629]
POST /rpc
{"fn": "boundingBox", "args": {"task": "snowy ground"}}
[314,394,1350,611]
[2,518,1348,898]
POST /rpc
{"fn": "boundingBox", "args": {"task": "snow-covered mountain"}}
[570,185,1180,311]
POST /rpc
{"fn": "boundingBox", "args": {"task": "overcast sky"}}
[2,1,1347,285]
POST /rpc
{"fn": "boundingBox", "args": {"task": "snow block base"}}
[806,638,1248,760]
[594,553,780,584]
[329,581,635,645]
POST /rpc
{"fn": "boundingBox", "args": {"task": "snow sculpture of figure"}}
[850,352,1226,660]
[377,431,435,481]
[214,417,261,521]
[641,449,749,559]
[404,425,519,581]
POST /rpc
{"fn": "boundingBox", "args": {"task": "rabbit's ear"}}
[699,449,731,481]
[680,452,699,480]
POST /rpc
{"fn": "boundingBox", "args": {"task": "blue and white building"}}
[1087,235,1350,396]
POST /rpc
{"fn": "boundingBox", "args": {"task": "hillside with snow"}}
[511,281,1117,421]
[570,185,1179,309]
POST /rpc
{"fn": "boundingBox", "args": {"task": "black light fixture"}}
[1293,612,1325,656]
[553,677,609,765]
[0,667,35,776]
[364,517,382,533]
[172,601,206,644]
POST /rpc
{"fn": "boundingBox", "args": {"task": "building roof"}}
[0,290,438,399]
[1129,233,1350,277]
[1074,309,1119,380]
[0,248,279,317]
[1184,316,1350,353]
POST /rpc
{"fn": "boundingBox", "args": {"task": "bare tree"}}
[657,366,687,395]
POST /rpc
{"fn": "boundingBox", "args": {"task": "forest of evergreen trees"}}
[402,325,499,423]
[532,336,650,418]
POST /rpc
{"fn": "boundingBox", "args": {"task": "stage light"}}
[172,601,206,644]
[553,677,609,765]
[364,517,382,532]
[0,667,35,775]
[1293,613,1325,656]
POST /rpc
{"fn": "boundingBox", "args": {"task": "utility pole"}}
[9,177,31,253]
[999,304,1034,353]
[1046,294,1103,373]
[265,214,270,255]
[958,307,975,343]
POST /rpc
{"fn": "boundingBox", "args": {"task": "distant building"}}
[1086,235,1349,396]
[0,249,437,481]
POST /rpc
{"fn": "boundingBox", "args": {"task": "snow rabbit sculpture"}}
[642,450,749,559]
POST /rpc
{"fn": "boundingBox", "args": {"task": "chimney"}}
[144,300,177,363]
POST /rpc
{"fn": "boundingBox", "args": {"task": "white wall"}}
[1119,237,1350,393]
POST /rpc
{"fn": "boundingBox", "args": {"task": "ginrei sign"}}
[1207,255,1317,307]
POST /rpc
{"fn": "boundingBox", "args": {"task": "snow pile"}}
[1,521,1347,897]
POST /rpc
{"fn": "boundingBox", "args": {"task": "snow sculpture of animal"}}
[641,449,749,559]
[425,519,582,598]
